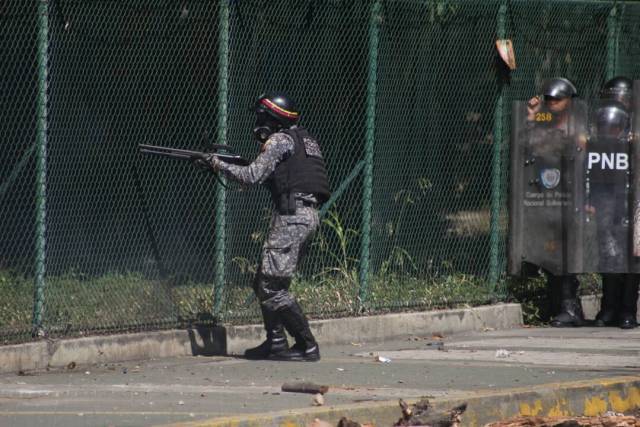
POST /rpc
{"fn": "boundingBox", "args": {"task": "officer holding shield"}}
[591,77,639,329]
[523,77,586,327]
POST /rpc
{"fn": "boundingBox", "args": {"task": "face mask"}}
[253,126,272,144]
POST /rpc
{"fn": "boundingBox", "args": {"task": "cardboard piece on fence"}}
[496,39,516,70]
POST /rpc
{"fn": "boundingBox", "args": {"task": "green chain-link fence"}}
[2,0,639,344]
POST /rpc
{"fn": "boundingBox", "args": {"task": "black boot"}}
[619,275,639,329]
[595,274,622,327]
[546,274,563,322]
[619,313,637,329]
[244,306,289,359]
[270,301,320,362]
[550,275,585,327]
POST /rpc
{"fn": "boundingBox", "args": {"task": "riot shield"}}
[575,99,634,273]
[633,81,640,259]
[509,99,587,276]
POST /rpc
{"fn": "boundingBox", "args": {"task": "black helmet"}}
[541,77,578,99]
[252,92,300,143]
[600,76,633,108]
[594,100,630,139]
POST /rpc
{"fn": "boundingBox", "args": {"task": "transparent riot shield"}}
[576,99,633,273]
[633,82,640,262]
[509,99,587,276]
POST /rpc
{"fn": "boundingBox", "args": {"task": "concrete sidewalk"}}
[1,325,639,426]
[0,304,523,374]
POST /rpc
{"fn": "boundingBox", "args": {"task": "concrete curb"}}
[161,375,640,427]
[0,303,522,374]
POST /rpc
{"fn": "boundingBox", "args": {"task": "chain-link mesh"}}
[0,2,39,343]
[371,1,501,311]
[2,0,640,343]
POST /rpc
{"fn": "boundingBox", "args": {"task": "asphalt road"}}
[0,326,638,427]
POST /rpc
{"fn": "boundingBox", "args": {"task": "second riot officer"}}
[592,77,639,329]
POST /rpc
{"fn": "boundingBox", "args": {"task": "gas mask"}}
[253,112,281,144]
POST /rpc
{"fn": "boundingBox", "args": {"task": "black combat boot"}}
[550,275,585,327]
[270,301,320,362]
[619,313,638,329]
[619,275,639,329]
[594,274,622,327]
[244,306,289,359]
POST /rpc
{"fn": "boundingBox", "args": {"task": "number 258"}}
[535,112,552,122]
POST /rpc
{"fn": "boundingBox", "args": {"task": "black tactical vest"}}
[266,127,331,212]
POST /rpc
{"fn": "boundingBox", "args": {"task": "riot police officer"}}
[592,77,639,329]
[207,92,331,360]
[526,77,586,327]
[600,76,633,110]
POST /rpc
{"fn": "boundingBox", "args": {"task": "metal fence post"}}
[358,0,381,310]
[33,0,50,334]
[606,4,620,81]
[213,0,229,317]
[489,1,508,295]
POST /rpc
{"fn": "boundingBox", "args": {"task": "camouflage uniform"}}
[215,131,320,280]
[213,129,320,352]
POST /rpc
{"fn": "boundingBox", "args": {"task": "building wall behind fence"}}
[0,0,638,343]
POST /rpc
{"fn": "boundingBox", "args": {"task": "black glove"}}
[192,153,216,172]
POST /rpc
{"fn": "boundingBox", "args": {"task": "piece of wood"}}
[394,399,467,427]
[282,382,329,395]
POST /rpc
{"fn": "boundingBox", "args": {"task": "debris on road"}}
[306,417,373,427]
[312,393,324,406]
[484,414,640,427]
[394,398,467,427]
[304,398,465,426]
[426,341,446,351]
[338,417,373,427]
[282,382,329,395]
[495,349,511,358]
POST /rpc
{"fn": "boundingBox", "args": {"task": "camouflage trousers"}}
[254,205,319,312]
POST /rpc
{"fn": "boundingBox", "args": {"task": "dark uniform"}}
[211,92,330,360]
[588,105,630,272]
[593,77,639,329]
[524,78,586,327]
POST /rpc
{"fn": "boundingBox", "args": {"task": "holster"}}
[277,193,297,215]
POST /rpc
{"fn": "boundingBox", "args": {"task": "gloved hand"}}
[193,153,220,172]
[526,96,542,121]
